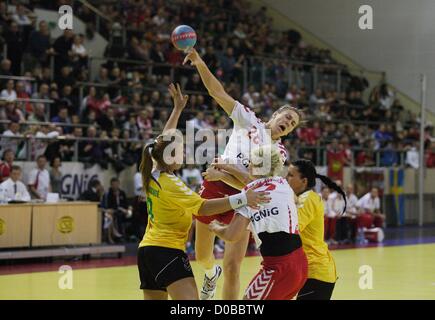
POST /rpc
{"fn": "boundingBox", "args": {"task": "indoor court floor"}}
[1,241,435,300]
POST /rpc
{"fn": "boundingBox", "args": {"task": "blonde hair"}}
[250,145,283,177]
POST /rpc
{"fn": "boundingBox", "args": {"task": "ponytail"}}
[316,174,347,215]
[292,159,347,215]
[139,143,155,193]
[139,135,174,192]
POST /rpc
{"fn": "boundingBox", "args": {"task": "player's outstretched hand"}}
[245,187,271,210]
[183,48,201,66]
[168,83,188,111]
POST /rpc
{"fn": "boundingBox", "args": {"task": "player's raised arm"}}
[183,48,235,115]
[162,83,189,135]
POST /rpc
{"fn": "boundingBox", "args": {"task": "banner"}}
[16,162,136,200]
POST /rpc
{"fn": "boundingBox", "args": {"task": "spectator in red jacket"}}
[327,139,349,182]
[0,149,15,182]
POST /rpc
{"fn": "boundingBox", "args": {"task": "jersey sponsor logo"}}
[251,207,279,222]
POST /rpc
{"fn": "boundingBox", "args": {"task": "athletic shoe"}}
[200,265,222,300]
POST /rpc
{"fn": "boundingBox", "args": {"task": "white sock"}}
[205,266,217,278]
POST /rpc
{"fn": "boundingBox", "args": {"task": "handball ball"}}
[171,25,197,52]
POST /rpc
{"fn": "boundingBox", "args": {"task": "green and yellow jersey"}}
[139,171,205,251]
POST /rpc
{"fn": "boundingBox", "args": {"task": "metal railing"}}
[0,134,411,167]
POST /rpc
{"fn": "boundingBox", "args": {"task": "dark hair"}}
[110,177,119,184]
[139,135,173,192]
[88,179,101,189]
[50,156,61,167]
[11,165,21,172]
[2,149,13,160]
[36,155,46,161]
[292,159,347,214]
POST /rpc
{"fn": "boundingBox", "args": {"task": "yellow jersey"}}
[297,190,337,283]
[139,171,205,251]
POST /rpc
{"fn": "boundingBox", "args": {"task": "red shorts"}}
[244,247,308,300]
[195,180,240,225]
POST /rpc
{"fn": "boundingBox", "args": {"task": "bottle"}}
[356,228,366,245]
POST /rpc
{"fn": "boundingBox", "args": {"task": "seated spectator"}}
[31,124,59,160]
[3,101,25,122]
[98,104,116,130]
[321,187,336,244]
[136,109,152,139]
[52,29,74,75]
[56,66,76,91]
[79,179,104,202]
[132,168,147,239]
[51,106,71,126]
[49,156,63,196]
[0,121,22,157]
[82,126,107,168]
[329,181,348,244]
[27,154,51,201]
[5,21,25,75]
[0,165,31,202]
[373,124,393,149]
[356,187,385,229]
[380,142,398,167]
[345,184,360,242]
[27,103,47,123]
[1,80,17,101]
[101,177,131,242]
[16,81,32,112]
[189,111,211,131]
[71,34,88,70]
[11,4,32,27]
[27,20,51,67]
[405,142,419,168]
[31,83,50,100]
[0,149,14,182]
[0,59,12,77]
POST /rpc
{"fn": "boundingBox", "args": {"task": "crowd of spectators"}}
[0,1,434,244]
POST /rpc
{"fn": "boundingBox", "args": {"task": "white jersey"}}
[221,101,287,168]
[236,176,299,248]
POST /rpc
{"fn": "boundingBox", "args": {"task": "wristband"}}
[228,191,248,209]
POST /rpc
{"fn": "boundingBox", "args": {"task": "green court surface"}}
[1,243,435,300]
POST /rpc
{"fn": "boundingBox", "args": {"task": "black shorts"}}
[137,246,194,291]
[296,278,336,300]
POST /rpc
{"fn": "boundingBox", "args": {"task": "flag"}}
[390,168,405,225]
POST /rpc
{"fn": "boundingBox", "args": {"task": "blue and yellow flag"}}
[390,168,405,225]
